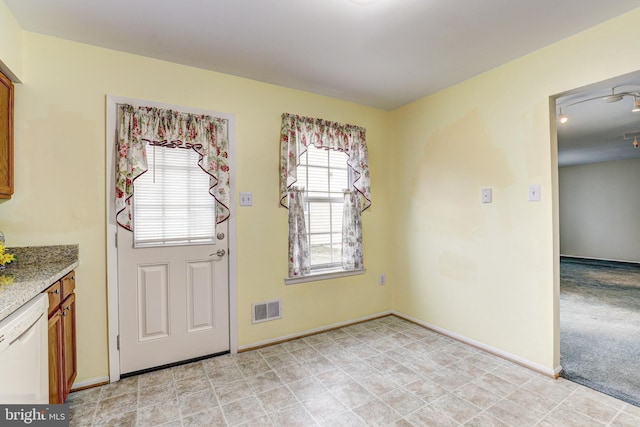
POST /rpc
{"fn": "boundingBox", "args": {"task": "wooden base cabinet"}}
[45,271,77,404]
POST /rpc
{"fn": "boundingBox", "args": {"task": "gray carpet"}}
[560,257,640,407]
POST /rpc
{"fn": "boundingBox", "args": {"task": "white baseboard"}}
[392,311,561,378]
[238,310,393,351]
[71,376,110,391]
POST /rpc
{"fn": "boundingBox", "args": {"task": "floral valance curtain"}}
[115,104,230,230]
[279,113,371,211]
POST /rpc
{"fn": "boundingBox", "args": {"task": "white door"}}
[117,147,229,375]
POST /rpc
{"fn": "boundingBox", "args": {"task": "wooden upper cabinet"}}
[0,70,14,198]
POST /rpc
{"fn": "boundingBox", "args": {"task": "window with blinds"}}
[133,145,216,247]
[296,145,349,270]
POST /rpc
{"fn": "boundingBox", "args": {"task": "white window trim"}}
[285,267,365,285]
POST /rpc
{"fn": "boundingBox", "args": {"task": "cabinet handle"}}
[49,288,60,295]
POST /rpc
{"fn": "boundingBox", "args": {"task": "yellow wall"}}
[0,0,22,81]
[1,1,640,382]
[389,9,640,371]
[0,31,392,382]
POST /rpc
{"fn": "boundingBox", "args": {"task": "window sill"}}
[285,268,366,285]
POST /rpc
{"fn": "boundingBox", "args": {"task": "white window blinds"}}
[133,145,216,247]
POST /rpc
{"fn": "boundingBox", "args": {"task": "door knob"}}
[210,249,226,258]
[217,232,225,240]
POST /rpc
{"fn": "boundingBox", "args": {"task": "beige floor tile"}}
[331,381,377,409]
[464,411,511,427]
[452,383,501,410]
[237,358,271,377]
[318,410,367,427]
[520,375,575,403]
[65,317,638,427]
[430,394,482,424]
[560,394,620,424]
[173,361,206,381]
[380,387,426,416]
[315,368,354,392]
[221,396,266,426]
[472,373,519,397]
[178,388,219,418]
[300,355,337,376]
[100,376,139,400]
[246,370,283,394]
[540,406,606,427]
[67,387,103,407]
[288,377,329,402]
[138,383,178,409]
[302,391,349,421]
[182,407,227,427]
[428,367,473,391]
[352,399,401,427]
[138,368,175,390]
[274,362,312,384]
[404,378,449,403]
[404,405,458,427]
[255,385,298,413]
[91,410,137,427]
[176,375,211,395]
[503,387,558,415]
[68,402,98,427]
[207,365,244,387]
[622,403,640,418]
[94,391,138,421]
[357,372,401,396]
[214,378,253,405]
[485,399,543,427]
[263,352,297,369]
[267,403,317,426]
[610,411,640,427]
[137,398,180,427]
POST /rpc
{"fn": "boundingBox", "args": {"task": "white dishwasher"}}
[0,293,49,404]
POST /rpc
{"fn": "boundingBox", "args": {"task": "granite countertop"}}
[0,245,79,322]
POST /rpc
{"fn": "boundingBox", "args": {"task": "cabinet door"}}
[62,293,77,400]
[48,311,63,404]
[0,70,13,198]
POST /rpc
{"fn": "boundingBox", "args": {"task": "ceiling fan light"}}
[558,108,568,124]
[605,94,624,103]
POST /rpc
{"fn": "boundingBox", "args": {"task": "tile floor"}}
[68,316,640,426]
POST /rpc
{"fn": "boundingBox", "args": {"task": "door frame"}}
[105,95,238,383]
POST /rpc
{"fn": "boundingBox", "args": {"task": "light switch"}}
[528,185,541,202]
[481,188,492,203]
[239,192,253,206]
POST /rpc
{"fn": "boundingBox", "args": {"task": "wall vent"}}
[252,299,282,324]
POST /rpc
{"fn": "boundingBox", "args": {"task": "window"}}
[295,145,350,271]
[133,145,215,247]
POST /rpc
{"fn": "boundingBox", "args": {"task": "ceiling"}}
[556,71,640,167]
[5,0,640,111]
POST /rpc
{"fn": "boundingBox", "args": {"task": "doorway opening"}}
[554,71,640,406]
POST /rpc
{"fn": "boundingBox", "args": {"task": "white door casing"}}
[105,95,237,383]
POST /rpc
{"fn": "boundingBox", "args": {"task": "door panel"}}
[137,264,169,340]
[118,223,229,374]
[187,260,215,332]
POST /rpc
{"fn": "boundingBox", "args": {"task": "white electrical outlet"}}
[379,274,386,285]
[481,187,492,203]
[239,192,253,206]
